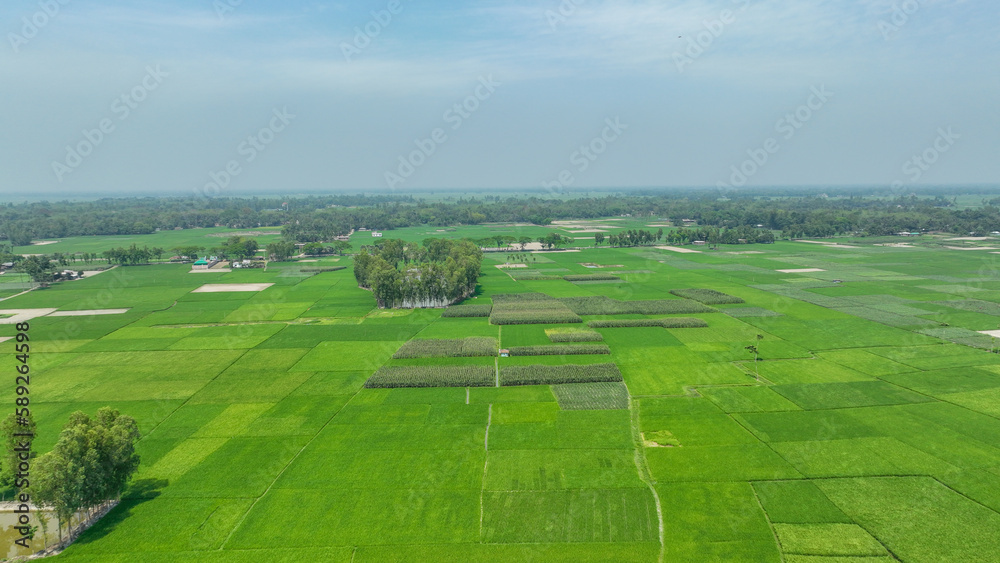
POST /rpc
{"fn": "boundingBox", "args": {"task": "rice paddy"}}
[9,234,1000,561]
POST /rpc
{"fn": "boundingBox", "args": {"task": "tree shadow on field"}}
[70,478,167,546]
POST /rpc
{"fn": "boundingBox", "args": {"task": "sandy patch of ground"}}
[49,309,130,317]
[299,259,319,263]
[945,246,1000,251]
[646,224,671,227]
[0,309,58,324]
[581,263,624,269]
[31,241,60,246]
[531,249,580,253]
[878,243,914,248]
[497,264,528,269]
[192,283,274,293]
[727,251,764,255]
[656,246,702,254]
[947,237,993,241]
[777,268,827,274]
[979,330,1000,338]
[0,337,10,343]
[190,269,232,273]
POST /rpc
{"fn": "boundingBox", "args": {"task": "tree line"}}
[354,238,483,309]
[7,189,1000,247]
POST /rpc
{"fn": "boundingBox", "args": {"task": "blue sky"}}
[1,0,997,196]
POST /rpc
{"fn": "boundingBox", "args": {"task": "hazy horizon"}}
[2,0,997,197]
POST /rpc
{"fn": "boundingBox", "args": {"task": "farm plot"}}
[552,382,630,410]
[489,293,583,325]
[364,366,496,388]
[506,344,610,356]
[670,288,745,305]
[499,363,623,386]
[392,337,498,358]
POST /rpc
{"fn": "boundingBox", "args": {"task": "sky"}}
[0,0,997,197]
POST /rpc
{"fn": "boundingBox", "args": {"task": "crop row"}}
[559,296,716,315]
[668,288,745,305]
[392,337,498,358]
[587,318,708,328]
[563,274,622,282]
[490,293,583,325]
[499,363,623,386]
[507,344,611,356]
[547,331,604,343]
[441,304,493,318]
[364,365,496,388]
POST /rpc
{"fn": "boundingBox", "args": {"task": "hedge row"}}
[441,304,493,318]
[669,288,745,305]
[364,365,496,388]
[392,337,498,358]
[500,363,623,386]
[507,344,611,356]
[587,318,708,328]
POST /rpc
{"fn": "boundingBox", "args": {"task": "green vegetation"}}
[490,293,583,325]
[441,304,493,317]
[364,366,496,388]
[561,296,716,315]
[588,318,709,328]
[563,273,621,282]
[669,288,746,305]
[9,205,1000,562]
[500,363,623,386]
[546,329,604,343]
[392,337,498,358]
[354,238,483,308]
[552,382,630,410]
[507,344,611,356]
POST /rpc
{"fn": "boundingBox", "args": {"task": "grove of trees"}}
[354,238,483,308]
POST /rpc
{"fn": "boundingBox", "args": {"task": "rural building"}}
[372,231,384,238]
[192,258,220,271]
[693,240,707,246]
[499,349,510,358]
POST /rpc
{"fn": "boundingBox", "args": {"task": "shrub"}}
[441,304,493,318]
[500,363,623,386]
[587,318,708,328]
[669,288,745,305]
[392,337,498,358]
[507,344,610,356]
[364,365,496,388]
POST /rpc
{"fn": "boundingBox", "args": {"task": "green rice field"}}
[7,232,1000,561]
